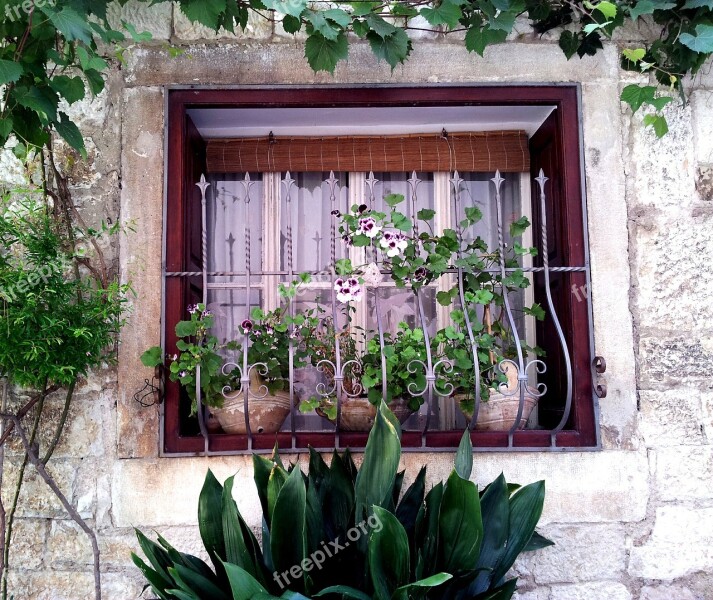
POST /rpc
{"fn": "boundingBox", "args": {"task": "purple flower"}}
[187,304,198,314]
[331,209,341,217]
[201,309,212,317]
[358,216,381,238]
[413,267,429,282]
[358,204,368,214]
[241,319,253,334]
[379,231,408,257]
[179,370,187,378]
[342,234,353,247]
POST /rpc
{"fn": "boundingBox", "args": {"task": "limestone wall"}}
[1,3,712,598]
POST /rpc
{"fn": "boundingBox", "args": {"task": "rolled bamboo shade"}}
[205,131,529,174]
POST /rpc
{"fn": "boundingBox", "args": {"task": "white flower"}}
[380,231,408,258]
[334,277,363,303]
[362,262,383,286]
[358,216,381,238]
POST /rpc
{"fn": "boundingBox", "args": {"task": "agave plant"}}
[132,403,552,600]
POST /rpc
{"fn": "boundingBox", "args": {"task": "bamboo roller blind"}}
[205,131,530,174]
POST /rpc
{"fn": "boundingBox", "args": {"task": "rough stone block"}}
[654,446,713,501]
[514,524,626,584]
[549,581,632,600]
[629,506,713,579]
[173,7,272,41]
[640,584,697,600]
[8,519,48,570]
[2,458,78,519]
[5,570,95,600]
[107,0,173,40]
[638,387,710,447]
[638,336,713,390]
[46,520,94,569]
[691,90,713,165]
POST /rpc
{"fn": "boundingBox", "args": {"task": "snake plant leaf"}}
[414,482,443,579]
[135,529,174,584]
[169,564,230,600]
[392,572,453,600]
[155,532,217,582]
[222,562,268,600]
[355,402,402,522]
[455,430,474,479]
[325,449,356,539]
[341,448,358,482]
[523,530,555,552]
[395,465,426,541]
[368,506,410,600]
[306,481,326,556]
[315,586,371,600]
[490,481,546,584]
[267,464,289,524]
[270,465,308,592]
[199,470,227,571]
[165,589,201,600]
[253,453,275,520]
[438,470,483,575]
[387,470,405,512]
[131,553,172,599]
[470,474,509,594]
[222,476,263,582]
[472,577,518,600]
[279,593,312,600]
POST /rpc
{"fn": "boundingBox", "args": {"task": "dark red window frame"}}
[163,85,598,454]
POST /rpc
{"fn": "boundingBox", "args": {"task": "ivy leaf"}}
[643,113,669,137]
[282,15,302,33]
[420,0,464,29]
[14,86,59,123]
[683,0,713,8]
[75,47,109,72]
[577,31,603,56]
[558,30,580,59]
[178,0,227,29]
[123,21,153,42]
[55,113,87,159]
[594,1,617,19]
[350,1,380,16]
[489,10,517,31]
[84,69,105,96]
[307,12,342,40]
[0,117,12,144]
[41,6,93,44]
[622,48,646,63]
[465,26,507,56]
[263,0,308,18]
[620,84,657,112]
[679,24,713,53]
[305,31,348,73]
[364,13,398,37]
[523,303,546,320]
[649,95,673,110]
[0,59,23,86]
[629,0,676,19]
[509,216,530,237]
[50,75,86,104]
[391,2,419,16]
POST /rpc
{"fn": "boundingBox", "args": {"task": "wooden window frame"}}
[163,85,598,455]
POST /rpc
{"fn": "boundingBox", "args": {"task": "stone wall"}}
[1,2,712,598]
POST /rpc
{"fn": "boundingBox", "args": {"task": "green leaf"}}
[350,1,381,16]
[307,10,345,40]
[490,480,546,583]
[355,402,401,522]
[464,205,483,224]
[282,15,302,33]
[175,320,198,337]
[14,86,58,122]
[679,24,713,53]
[558,30,580,60]
[75,47,109,72]
[683,0,713,7]
[594,1,617,18]
[42,6,93,44]
[179,0,226,29]
[170,564,229,600]
[315,586,371,600]
[367,29,412,70]
[50,75,86,104]
[84,69,106,96]
[267,465,288,524]
[523,530,555,551]
[417,208,435,221]
[437,290,454,307]
[395,466,426,537]
[0,117,12,144]
[222,476,260,579]
[364,13,398,37]
[270,466,307,591]
[392,573,453,600]
[305,32,349,73]
[253,454,274,519]
[523,303,546,321]
[509,216,530,238]
[438,470,483,575]
[0,59,23,86]
[466,25,509,55]
[629,0,676,19]
[198,470,227,571]
[223,563,267,600]
[620,84,657,113]
[649,95,673,111]
[420,0,463,29]
[622,48,646,63]
[123,20,153,42]
[263,0,308,17]
[643,113,669,138]
[141,346,163,368]
[55,113,87,159]
[368,507,410,600]
[454,430,473,479]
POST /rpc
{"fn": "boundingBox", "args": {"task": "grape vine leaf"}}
[680,24,713,53]
[0,59,23,86]
[305,32,349,73]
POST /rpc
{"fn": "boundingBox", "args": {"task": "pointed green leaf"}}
[438,470,483,575]
[270,466,307,591]
[643,113,669,138]
[315,586,371,600]
[455,430,473,479]
[267,464,289,524]
[42,6,93,44]
[50,75,86,105]
[223,562,268,600]
[0,59,23,86]
[368,507,410,600]
[523,530,555,551]
[264,0,308,17]
[179,0,227,29]
[305,32,349,73]
[55,112,87,159]
[367,29,411,70]
[470,474,509,594]
[679,24,713,53]
[392,573,453,600]
[420,0,463,29]
[198,470,227,570]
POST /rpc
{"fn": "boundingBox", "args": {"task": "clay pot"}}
[208,369,291,435]
[457,364,537,431]
[322,396,414,432]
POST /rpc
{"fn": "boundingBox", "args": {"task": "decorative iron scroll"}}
[162,167,594,455]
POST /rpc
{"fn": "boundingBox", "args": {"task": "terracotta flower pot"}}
[457,365,538,431]
[208,369,291,435]
[319,396,414,432]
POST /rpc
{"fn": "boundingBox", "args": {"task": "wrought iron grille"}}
[163,167,600,455]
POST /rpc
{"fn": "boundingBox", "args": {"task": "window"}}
[163,86,598,455]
